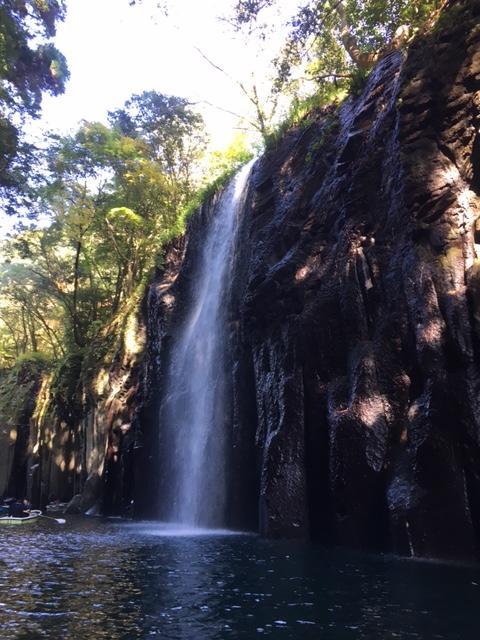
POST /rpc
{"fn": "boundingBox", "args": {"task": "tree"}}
[45,113,194,319]
[0,249,66,363]
[207,133,253,179]
[233,0,443,89]
[0,0,69,209]
[0,87,246,363]
[108,91,207,206]
[0,95,206,354]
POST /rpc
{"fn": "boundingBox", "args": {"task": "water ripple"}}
[0,518,479,639]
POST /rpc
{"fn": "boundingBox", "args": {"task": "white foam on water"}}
[116,521,250,538]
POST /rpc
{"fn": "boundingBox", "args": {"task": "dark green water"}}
[0,518,479,639]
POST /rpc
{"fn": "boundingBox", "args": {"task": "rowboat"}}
[0,510,42,526]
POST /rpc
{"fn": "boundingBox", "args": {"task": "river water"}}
[0,518,479,639]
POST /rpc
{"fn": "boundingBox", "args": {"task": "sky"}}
[38,0,297,146]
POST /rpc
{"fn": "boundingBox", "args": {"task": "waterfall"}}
[162,162,252,528]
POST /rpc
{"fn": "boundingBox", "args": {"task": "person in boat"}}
[8,498,30,518]
[0,497,13,516]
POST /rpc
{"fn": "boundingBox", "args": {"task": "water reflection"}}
[0,518,479,639]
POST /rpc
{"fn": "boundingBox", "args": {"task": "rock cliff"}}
[143,0,480,561]
[227,0,480,560]
[3,0,479,563]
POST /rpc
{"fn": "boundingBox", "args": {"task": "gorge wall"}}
[227,0,480,560]
[230,0,480,560]
[0,298,150,516]
[2,0,479,563]
[140,0,480,561]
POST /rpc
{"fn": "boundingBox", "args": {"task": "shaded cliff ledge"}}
[228,0,480,561]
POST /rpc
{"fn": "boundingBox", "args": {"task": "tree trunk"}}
[72,239,85,347]
[335,1,380,70]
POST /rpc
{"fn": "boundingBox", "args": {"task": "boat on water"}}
[0,510,42,526]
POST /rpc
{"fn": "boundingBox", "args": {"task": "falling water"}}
[162,162,253,528]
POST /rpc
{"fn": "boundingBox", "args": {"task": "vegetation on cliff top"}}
[231,0,444,146]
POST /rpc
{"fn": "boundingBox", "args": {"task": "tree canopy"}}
[109,91,208,205]
[0,88,251,365]
[0,0,69,207]
[233,0,442,93]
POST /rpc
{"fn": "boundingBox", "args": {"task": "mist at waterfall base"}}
[159,162,252,528]
[1,519,480,640]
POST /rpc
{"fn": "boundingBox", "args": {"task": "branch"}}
[193,46,231,80]
[105,219,128,263]
[193,46,265,118]
[316,73,352,80]
[251,84,269,139]
[196,100,261,132]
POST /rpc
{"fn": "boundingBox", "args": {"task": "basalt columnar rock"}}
[0,360,44,500]
[143,0,480,561]
[226,0,480,560]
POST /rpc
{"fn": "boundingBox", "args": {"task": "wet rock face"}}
[0,364,43,500]
[133,237,187,517]
[228,0,480,560]
[129,0,480,560]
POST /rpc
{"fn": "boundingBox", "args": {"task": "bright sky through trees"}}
[0,0,443,236]
[38,0,295,143]
[0,0,295,235]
